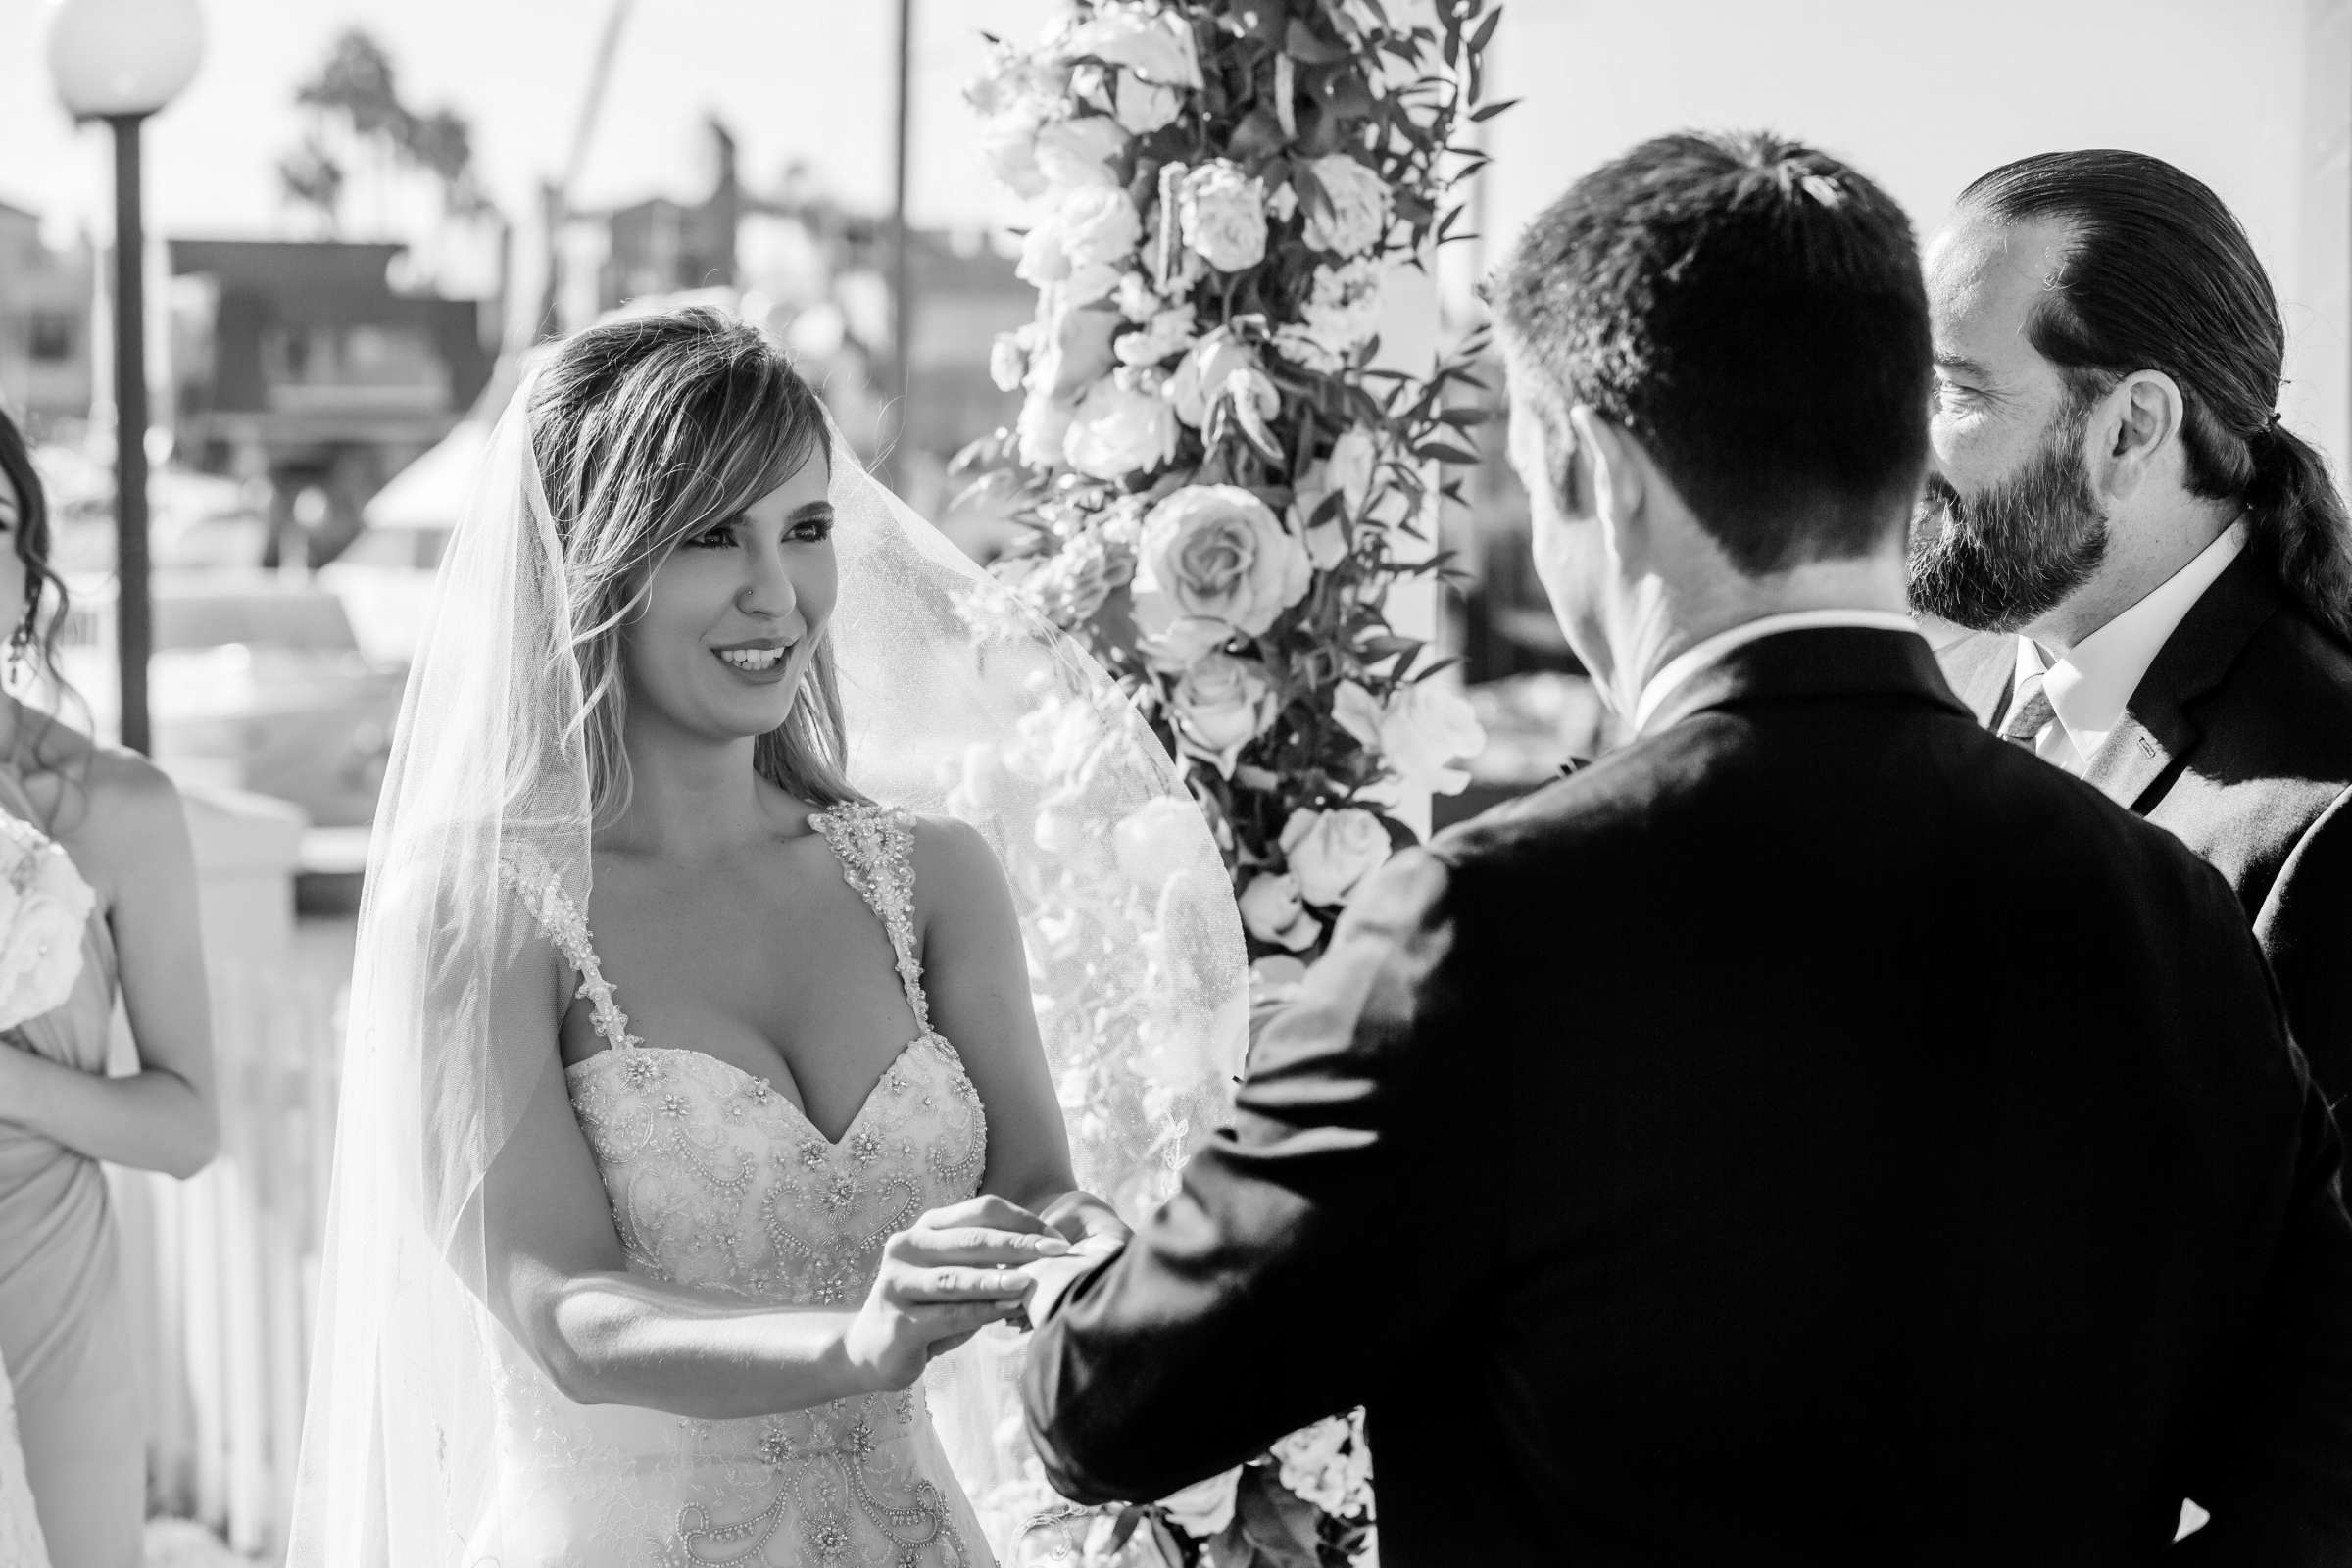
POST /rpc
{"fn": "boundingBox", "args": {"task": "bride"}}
[288,307,1243,1565]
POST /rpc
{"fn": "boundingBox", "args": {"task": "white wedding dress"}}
[485,803,996,1568]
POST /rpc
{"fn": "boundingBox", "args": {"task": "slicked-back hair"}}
[1494,130,1932,574]
[1961,150,2352,643]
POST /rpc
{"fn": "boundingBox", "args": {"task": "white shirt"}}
[1632,608,1921,735]
[2007,521,2248,775]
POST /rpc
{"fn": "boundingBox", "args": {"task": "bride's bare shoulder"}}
[904,813,1013,934]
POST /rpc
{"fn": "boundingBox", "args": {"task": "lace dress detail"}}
[495,805,991,1567]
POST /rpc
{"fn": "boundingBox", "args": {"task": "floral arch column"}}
[960,2,1505,1563]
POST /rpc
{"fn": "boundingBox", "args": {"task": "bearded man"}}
[1916,149,2352,1102]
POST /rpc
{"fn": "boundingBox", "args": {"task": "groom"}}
[1020,132,2352,1562]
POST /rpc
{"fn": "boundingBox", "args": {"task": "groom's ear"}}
[1567,405,1647,555]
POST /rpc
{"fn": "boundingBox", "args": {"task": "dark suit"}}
[1024,628,2352,1566]
[1940,552,2352,1104]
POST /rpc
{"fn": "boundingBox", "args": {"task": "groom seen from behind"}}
[1020,131,2352,1564]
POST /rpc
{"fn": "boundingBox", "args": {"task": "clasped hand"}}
[845,1196,1070,1392]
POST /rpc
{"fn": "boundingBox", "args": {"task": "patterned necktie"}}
[1999,665,2057,750]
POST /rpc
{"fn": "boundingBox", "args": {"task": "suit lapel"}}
[2081,552,2279,812]
[2079,698,2191,813]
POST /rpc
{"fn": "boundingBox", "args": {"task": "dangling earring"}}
[6,619,31,693]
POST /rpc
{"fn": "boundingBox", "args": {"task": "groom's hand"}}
[845,1197,1070,1390]
[1039,1190,1133,1250]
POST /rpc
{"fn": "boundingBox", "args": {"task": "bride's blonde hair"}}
[527,307,863,824]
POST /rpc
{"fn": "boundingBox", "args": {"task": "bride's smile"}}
[623,458,838,741]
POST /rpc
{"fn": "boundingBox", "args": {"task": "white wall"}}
[1476,0,2352,482]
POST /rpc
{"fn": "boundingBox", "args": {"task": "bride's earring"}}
[6,618,31,692]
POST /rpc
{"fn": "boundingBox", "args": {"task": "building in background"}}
[551,117,1031,514]
[0,198,96,438]
[167,237,494,565]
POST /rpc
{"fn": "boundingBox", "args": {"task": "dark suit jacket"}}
[1940,553,2352,1105]
[1023,628,2352,1566]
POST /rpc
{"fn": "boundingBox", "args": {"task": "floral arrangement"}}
[0,813,91,1033]
[957,3,1505,1563]
[961,0,1504,993]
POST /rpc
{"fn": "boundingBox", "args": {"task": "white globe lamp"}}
[43,0,206,755]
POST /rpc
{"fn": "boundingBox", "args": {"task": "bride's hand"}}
[844,1196,1069,1392]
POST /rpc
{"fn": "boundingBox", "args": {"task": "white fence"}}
[115,957,346,1558]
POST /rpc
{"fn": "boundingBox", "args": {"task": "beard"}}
[1906,403,2110,634]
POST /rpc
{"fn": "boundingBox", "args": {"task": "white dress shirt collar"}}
[2011,520,2247,771]
[1633,608,1920,734]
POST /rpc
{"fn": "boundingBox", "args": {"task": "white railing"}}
[113,958,345,1558]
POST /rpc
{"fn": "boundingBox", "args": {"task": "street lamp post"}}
[44,0,205,757]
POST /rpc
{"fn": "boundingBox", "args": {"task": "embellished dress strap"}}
[809,804,932,1036]
[496,848,643,1053]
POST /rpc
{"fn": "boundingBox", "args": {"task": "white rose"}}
[1167,333,1267,428]
[967,43,1073,120]
[1271,257,1386,374]
[1016,219,1071,289]
[1302,153,1391,257]
[1268,183,1300,224]
[1112,797,1204,892]
[1168,652,1278,776]
[1239,871,1320,952]
[1018,530,1127,626]
[1274,1415,1375,1517]
[1334,678,1488,795]
[1157,1466,1242,1538]
[1032,115,1130,191]
[1063,376,1179,479]
[0,820,94,1030]
[1115,301,1199,367]
[1113,72,1184,134]
[1017,390,1077,468]
[1114,271,1165,322]
[1137,612,1232,672]
[983,108,1050,201]
[1179,161,1269,272]
[989,327,1032,393]
[1054,183,1144,270]
[1028,303,1120,396]
[1062,3,1204,87]
[1134,484,1312,640]
[1279,808,1391,907]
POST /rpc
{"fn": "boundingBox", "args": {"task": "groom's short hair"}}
[1493,130,1931,573]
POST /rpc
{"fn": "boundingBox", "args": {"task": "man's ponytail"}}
[2246,422,2352,644]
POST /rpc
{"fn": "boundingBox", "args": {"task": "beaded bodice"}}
[500,803,992,1568]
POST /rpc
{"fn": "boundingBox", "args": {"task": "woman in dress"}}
[0,407,219,1568]
[290,308,1242,1566]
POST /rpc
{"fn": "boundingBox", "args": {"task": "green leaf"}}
[1233,1466,1323,1567]
[1470,6,1505,56]
[1230,106,1289,160]
[1470,96,1519,122]
[1283,18,1351,64]
[1107,1504,1148,1553]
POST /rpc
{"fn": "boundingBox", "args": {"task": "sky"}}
[0,0,1069,239]
[3,0,2345,458]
